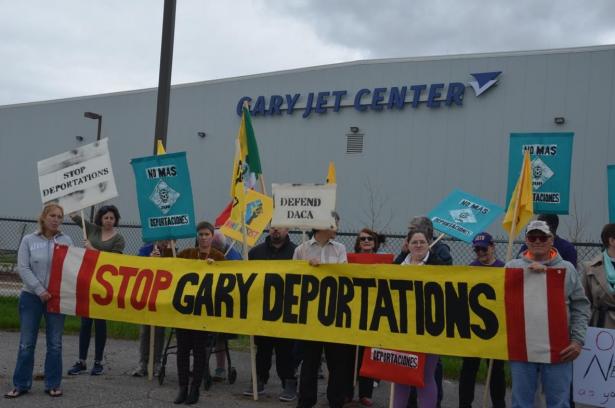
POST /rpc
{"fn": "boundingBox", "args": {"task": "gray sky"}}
[1,0,614,106]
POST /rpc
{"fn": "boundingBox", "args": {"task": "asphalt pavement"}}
[0,331,507,407]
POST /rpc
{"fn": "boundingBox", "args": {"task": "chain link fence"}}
[0,216,602,297]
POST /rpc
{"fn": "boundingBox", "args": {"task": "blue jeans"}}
[13,291,65,391]
[510,361,572,408]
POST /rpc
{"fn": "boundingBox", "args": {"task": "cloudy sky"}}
[2,0,614,106]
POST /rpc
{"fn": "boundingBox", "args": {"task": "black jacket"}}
[248,235,297,260]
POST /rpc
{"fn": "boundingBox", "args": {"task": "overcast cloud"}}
[1,0,614,105]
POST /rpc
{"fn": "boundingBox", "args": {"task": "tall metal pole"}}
[152,0,177,154]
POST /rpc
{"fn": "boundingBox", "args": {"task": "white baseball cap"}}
[526,220,552,236]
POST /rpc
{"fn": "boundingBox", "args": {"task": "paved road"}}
[0,331,507,407]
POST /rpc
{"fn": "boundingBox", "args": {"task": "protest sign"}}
[427,189,504,242]
[608,166,615,223]
[347,253,395,264]
[573,327,615,406]
[506,133,574,214]
[130,152,195,242]
[360,348,425,387]
[48,245,568,362]
[220,189,273,247]
[271,183,337,229]
[37,139,118,214]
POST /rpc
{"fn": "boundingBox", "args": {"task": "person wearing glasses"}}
[505,220,589,407]
[353,228,381,254]
[351,228,382,407]
[68,205,125,376]
[517,214,577,267]
[458,232,506,408]
[392,228,444,408]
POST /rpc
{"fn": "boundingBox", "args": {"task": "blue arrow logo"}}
[469,71,502,96]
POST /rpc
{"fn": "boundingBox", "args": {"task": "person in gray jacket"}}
[505,220,590,408]
[5,203,74,399]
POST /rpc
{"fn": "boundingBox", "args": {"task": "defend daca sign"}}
[271,183,337,230]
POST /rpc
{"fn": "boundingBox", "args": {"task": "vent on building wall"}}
[346,133,364,154]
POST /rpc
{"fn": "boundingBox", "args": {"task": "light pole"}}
[84,111,102,222]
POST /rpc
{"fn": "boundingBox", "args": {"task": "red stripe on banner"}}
[47,244,69,314]
[505,268,528,361]
[546,268,569,363]
[75,249,101,318]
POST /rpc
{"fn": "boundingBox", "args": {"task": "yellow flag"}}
[220,189,273,247]
[156,140,166,155]
[326,161,336,184]
[502,150,534,237]
[230,139,246,224]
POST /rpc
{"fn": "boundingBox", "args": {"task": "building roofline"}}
[2,43,615,110]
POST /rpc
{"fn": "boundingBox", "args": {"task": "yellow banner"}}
[51,247,515,359]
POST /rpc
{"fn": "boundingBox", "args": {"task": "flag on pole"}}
[502,150,534,237]
[238,106,262,188]
[156,139,166,155]
[214,202,233,228]
[216,106,263,229]
[326,161,336,184]
[230,138,246,224]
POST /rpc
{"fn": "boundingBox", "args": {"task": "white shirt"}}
[401,251,430,266]
[293,237,348,264]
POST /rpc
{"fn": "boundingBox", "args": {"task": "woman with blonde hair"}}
[5,203,73,399]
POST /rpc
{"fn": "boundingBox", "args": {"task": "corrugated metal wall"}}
[1,46,613,240]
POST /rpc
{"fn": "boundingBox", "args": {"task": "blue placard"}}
[130,152,196,242]
[506,133,573,214]
[427,189,504,242]
[609,165,615,223]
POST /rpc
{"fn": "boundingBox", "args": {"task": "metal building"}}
[1,45,614,240]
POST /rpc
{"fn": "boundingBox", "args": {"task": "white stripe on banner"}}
[59,247,85,315]
[523,269,551,363]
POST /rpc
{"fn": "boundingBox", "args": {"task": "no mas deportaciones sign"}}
[271,183,337,230]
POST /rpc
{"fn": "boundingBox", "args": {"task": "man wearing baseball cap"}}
[458,232,506,408]
[505,220,590,407]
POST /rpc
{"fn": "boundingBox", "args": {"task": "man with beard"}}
[243,226,298,402]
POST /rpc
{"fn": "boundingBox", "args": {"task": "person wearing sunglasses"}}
[353,228,381,254]
[458,232,506,408]
[517,214,577,268]
[350,228,383,406]
[505,220,590,408]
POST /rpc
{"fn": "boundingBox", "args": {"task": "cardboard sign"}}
[347,253,395,264]
[427,189,504,242]
[271,183,337,229]
[360,347,425,386]
[573,327,615,406]
[506,133,574,214]
[608,165,615,223]
[130,152,195,242]
[220,189,273,247]
[37,139,118,213]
